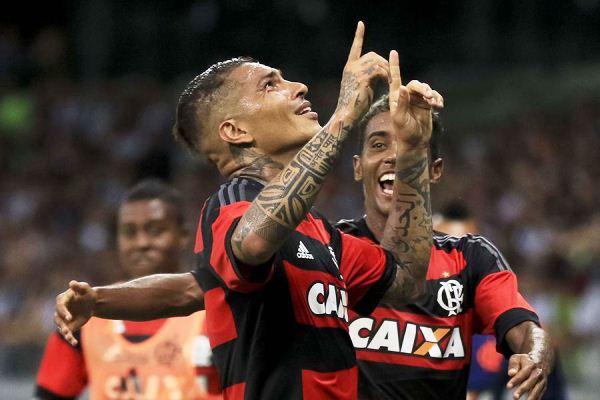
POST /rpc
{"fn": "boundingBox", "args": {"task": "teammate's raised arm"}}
[230,22,389,266]
[380,50,444,306]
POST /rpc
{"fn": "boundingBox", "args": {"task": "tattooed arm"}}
[380,51,444,306]
[231,22,389,266]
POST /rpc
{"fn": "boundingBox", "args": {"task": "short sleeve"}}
[338,231,396,315]
[194,199,274,293]
[35,332,88,399]
[468,237,540,356]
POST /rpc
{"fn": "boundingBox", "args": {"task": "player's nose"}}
[132,233,151,249]
[290,80,308,99]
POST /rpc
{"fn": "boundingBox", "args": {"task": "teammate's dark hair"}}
[357,93,444,160]
[124,178,185,226]
[173,57,256,153]
[440,200,470,221]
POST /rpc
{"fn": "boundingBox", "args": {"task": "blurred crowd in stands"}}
[1,23,600,393]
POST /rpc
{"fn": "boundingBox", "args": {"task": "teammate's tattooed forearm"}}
[231,119,352,264]
[380,147,432,305]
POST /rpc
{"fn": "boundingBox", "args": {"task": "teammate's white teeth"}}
[379,173,395,195]
[379,173,395,183]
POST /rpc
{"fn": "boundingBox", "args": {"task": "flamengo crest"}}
[437,279,464,316]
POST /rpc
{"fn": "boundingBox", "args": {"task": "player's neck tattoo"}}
[230,146,285,184]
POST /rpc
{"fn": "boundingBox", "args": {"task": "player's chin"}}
[126,260,161,277]
[376,192,393,217]
[296,115,321,133]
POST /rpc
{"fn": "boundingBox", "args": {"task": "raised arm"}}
[505,321,553,400]
[231,22,389,265]
[380,50,443,306]
[54,272,203,346]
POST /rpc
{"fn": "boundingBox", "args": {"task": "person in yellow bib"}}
[35,179,222,400]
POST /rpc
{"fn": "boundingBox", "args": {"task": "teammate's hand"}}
[336,21,389,124]
[54,280,97,346]
[506,353,548,400]
[387,50,443,149]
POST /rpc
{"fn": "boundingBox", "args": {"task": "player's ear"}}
[353,155,363,181]
[430,158,444,184]
[219,119,254,146]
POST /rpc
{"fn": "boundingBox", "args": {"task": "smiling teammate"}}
[336,95,553,400]
[53,23,444,399]
[36,179,220,400]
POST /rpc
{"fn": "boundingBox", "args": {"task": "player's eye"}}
[147,224,166,237]
[119,226,136,238]
[264,80,276,89]
[371,142,386,150]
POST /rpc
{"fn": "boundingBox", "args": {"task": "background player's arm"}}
[231,22,389,266]
[55,273,203,346]
[504,321,553,400]
[35,333,88,399]
[380,51,442,306]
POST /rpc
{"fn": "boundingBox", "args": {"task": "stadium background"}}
[1,0,599,398]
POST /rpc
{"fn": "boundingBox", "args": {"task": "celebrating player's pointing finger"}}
[336,21,389,124]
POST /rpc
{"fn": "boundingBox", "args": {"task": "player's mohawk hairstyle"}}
[173,56,256,154]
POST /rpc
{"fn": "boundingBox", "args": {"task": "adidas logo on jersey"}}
[297,241,314,259]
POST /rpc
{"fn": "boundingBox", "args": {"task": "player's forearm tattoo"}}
[337,72,359,109]
[232,120,351,262]
[381,148,432,305]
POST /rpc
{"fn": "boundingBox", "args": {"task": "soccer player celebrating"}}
[54,22,443,399]
[36,180,221,400]
[336,95,553,400]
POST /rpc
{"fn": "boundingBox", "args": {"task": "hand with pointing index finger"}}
[387,50,444,149]
[336,21,390,125]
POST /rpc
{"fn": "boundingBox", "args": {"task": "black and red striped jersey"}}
[335,217,540,400]
[192,178,396,400]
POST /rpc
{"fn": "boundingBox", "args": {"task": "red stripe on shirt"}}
[36,333,88,397]
[427,247,467,280]
[205,287,238,348]
[301,366,358,400]
[474,270,536,334]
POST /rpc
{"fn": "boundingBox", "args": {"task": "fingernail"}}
[507,382,513,388]
[426,90,432,97]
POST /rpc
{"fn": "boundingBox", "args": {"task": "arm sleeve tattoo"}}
[231,118,352,265]
[380,147,432,306]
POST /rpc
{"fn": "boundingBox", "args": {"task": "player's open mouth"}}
[378,173,394,197]
[295,100,319,120]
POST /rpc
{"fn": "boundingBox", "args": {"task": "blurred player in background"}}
[434,201,567,400]
[35,179,221,400]
[336,94,554,400]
